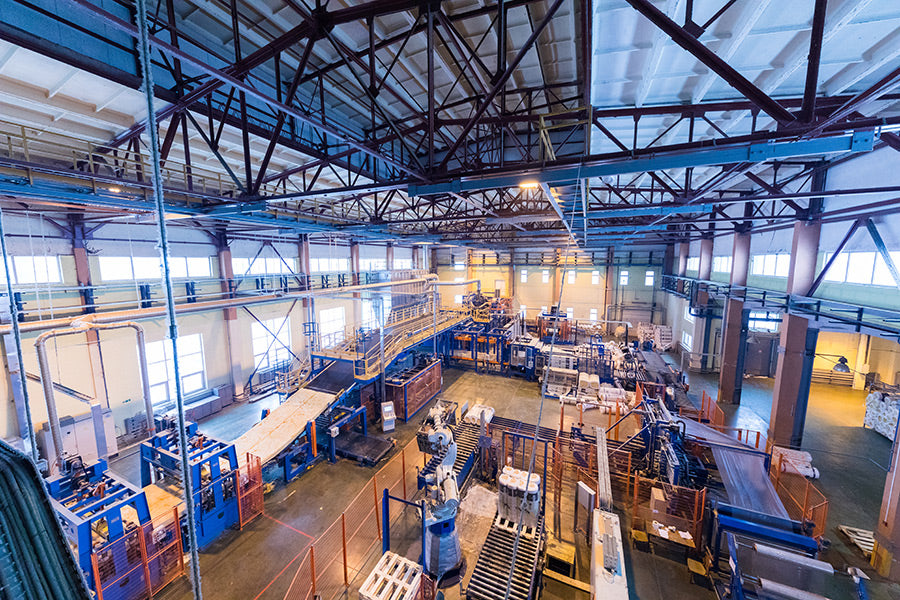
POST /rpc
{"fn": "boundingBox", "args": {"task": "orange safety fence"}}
[632,476,705,546]
[90,507,184,600]
[281,439,425,600]
[769,451,829,539]
[238,454,265,528]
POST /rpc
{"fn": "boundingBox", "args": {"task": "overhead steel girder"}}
[624,0,795,125]
[409,132,876,196]
[63,0,427,181]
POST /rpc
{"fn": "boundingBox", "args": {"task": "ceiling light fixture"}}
[518,180,539,190]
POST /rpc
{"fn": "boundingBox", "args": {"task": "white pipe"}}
[3,276,434,335]
[35,318,155,470]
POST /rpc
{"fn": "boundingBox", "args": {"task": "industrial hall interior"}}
[4,0,900,600]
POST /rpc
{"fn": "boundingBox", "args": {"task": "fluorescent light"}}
[518,180,539,190]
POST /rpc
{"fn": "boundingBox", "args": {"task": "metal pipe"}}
[0,276,434,335]
[34,319,156,470]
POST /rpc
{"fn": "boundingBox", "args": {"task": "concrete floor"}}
[108,366,900,600]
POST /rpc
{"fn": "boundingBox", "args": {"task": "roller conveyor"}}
[467,515,544,600]
[418,421,481,488]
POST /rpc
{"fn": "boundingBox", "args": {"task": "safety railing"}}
[632,476,706,546]
[89,507,184,600]
[280,439,426,600]
[769,451,829,539]
[237,454,265,528]
[0,119,285,198]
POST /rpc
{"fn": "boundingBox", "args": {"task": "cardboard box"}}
[650,487,667,515]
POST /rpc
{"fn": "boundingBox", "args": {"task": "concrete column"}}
[663,244,675,277]
[552,250,562,307]
[466,249,475,283]
[299,235,316,352]
[429,248,438,274]
[854,334,870,390]
[508,251,516,300]
[216,240,246,400]
[874,433,900,579]
[769,220,820,447]
[604,248,614,330]
[676,242,688,293]
[718,230,752,405]
[386,243,394,271]
[698,237,713,281]
[72,242,110,409]
[412,245,421,270]
[787,220,822,296]
[349,243,365,323]
[350,242,360,284]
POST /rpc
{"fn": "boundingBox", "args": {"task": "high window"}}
[823,251,900,286]
[686,257,700,272]
[589,308,598,322]
[319,306,346,347]
[681,331,693,352]
[2,255,63,285]
[684,305,695,324]
[252,318,292,371]
[591,270,600,285]
[233,257,297,276]
[644,270,654,286]
[146,334,206,409]
[750,254,790,277]
[619,270,629,286]
[520,269,528,283]
[542,270,550,284]
[748,311,780,333]
[567,270,576,284]
[712,256,732,274]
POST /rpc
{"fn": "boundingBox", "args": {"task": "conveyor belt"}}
[334,431,393,466]
[683,419,788,519]
[233,388,335,465]
[467,515,544,600]
[307,360,355,394]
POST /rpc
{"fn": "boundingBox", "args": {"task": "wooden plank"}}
[144,481,184,521]
[542,568,592,592]
[233,388,335,465]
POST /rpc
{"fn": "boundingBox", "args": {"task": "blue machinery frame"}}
[140,418,240,550]
[45,459,153,597]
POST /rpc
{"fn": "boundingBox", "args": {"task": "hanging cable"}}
[502,177,582,600]
[134,2,203,598]
[0,204,39,464]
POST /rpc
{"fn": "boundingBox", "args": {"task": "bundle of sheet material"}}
[497,466,541,528]
[682,419,789,519]
[603,342,625,368]
[864,392,900,441]
[772,447,819,480]
[464,404,495,425]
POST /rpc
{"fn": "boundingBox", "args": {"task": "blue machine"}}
[276,419,319,482]
[45,456,156,598]
[140,416,239,550]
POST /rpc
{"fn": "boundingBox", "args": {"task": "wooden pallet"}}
[839,525,875,558]
[359,551,422,600]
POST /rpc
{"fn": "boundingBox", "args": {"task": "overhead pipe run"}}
[34,318,154,472]
[0,275,436,336]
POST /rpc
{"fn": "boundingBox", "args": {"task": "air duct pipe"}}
[35,318,154,470]
[2,275,435,336]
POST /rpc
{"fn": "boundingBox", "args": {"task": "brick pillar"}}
[769,220,821,447]
[718,229,751,405]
